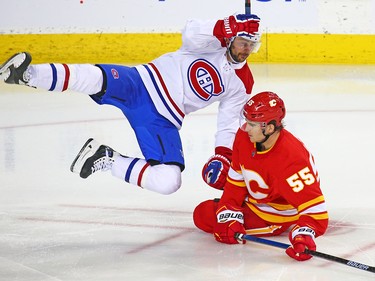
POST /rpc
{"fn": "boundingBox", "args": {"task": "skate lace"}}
[91,148,114,174]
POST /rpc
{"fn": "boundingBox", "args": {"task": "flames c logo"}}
[187,59,224,101]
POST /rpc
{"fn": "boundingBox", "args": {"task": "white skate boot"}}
[0,52,32,84]
[70,138,120,179]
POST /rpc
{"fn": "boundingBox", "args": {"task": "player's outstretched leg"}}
[0,52,32,84]
[70,138,120,179]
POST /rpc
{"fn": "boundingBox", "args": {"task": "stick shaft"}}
[305,249,375,273]
[240,234,375,273]
[245,0,251,14]
[242,234,289,249]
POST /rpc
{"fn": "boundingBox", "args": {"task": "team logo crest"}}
[111,68,119,79]
[187,59,224,101]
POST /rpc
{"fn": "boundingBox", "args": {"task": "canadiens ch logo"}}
[111,68,119,79]
[187,59,224,101]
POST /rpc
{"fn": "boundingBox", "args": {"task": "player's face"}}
[229,37,257,62]
[242,120,266,142]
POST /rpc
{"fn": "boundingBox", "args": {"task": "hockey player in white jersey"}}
[0,14,261,195]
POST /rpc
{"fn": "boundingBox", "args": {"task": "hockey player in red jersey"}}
[0,14,260,195]
[194,91,329,261]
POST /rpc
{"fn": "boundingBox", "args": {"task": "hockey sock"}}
[27,64,103,94]
[111,156,182,194]
[111,156,151,187]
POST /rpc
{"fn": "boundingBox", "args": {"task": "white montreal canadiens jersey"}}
[135,19,252,150]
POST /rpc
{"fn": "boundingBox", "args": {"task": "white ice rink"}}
[0,63,375,280]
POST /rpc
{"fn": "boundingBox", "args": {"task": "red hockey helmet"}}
[241,91,286,127]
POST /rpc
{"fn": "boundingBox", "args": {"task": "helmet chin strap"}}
[255,132,270,151]
[257,131,270,145]
[256,128,276,148]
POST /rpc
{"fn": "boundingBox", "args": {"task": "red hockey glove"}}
[213,204,246,244]
[202,154,230,190]
[215,14,260,39]
[285,226,316,261]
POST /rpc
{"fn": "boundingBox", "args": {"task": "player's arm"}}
[201,84,250,190]
[201,146,231,190]
[283,159,328,236]
[181,13,260,52]
[180,19,223,52]
[212,135,249,244]
[213,14,260,47]
[282,158,329,261]
[213,170,249,245]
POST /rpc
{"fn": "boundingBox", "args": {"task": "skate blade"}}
[70,138,99,173]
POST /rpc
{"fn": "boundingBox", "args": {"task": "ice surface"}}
[0,64,374,281]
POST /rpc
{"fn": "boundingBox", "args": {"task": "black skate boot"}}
[0,52,32,84]
[70,138,120,179]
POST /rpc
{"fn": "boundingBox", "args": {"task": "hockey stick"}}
[235,233,375,274]
[245,0,251,14]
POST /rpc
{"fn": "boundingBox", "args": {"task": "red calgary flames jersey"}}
[221,129,328,237]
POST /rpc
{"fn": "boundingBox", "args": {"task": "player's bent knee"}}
[160,165,181,195]
[193,199,218,233]
[144,164,182,195]
[159,176,181,195]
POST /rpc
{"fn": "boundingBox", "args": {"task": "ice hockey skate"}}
[0,52,32,84]
[70,138,119,179]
